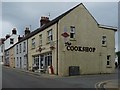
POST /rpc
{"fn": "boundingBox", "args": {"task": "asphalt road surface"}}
[2,66,118,88]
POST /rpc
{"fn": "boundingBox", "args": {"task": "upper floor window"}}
[16,45,18,54]
[32,38,35,49]
[47,29,53,42]
[102,36,107,46]
[39,34,42,46]
[107,55,111,66]
[10,38,14,44]
[23,42,26,52]
[1,45,4,52]
[70,26,75,38]
[19,44,21,53]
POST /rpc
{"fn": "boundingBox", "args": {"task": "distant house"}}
[14,27,30,70]
[25,3,117,76]
[0,38,5,64]
[4,28,19,66]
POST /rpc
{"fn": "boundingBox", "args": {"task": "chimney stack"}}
[12,28,17,34]
[18,35,23,42]
[6,34,10,39]
[0,38,5,45]
[40,16,50,27]
[25,27,30,36]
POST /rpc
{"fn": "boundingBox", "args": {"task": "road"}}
[2,66,118,88]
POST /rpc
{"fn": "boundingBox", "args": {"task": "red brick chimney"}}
[25,27,30,36]
[12,28,17,34]
[40,16,50,27]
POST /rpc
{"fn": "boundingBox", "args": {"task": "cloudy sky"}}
[0,1,118,51]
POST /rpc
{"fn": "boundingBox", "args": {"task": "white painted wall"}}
[4,34,19,50]
[14,39,28,70]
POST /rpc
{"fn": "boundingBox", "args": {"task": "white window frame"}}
[70,26,75,39]
[47,29,53,43]
[32,38,35,49]
[39,34,42,46]
[10,38,14,44]
[102,36,107,47]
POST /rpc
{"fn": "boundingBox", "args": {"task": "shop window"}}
[47,29,53,43]
[102,36,107,47]
[32,38,35,49]
[70,26,75,38]
[39,34,42,46]
[10,38,14,44]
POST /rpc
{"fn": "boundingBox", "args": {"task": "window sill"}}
[106,66,112,68]
[70,39,76,41]
[102,45,107,47]
[31,48,35,50]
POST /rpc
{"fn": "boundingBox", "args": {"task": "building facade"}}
[14,27,30,70]
[4,28,19,66]
[27,3,117,76]
[0,38,5,64]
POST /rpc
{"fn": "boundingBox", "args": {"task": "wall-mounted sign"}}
[66,45,96,52]
[36,46,45,52]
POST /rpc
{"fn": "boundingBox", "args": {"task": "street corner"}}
[95,80,119,90]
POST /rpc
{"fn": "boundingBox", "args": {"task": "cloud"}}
[84,2,118,27]
[2,21,16,37]
[1,2,118,51]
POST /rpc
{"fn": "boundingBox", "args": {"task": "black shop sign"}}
[66,45,96,52]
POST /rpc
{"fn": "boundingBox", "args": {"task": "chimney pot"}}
[12,28,17,34]
[40,16,50,27]
[25,27,30,36]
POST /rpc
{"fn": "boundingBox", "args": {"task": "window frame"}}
[23,42,26,52]
[31,38,35,49]
[10,38,14,44]
[47,29,53,43]
[106,55,111,67]
[19,44,22,53]
[16,45,18,54]
[102,35,107,47]
[39,34,42,46]
[70,26,75,39]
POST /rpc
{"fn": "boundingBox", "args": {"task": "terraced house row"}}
[0,3,117,76]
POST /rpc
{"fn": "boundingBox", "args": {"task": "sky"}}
[0,1,119,51]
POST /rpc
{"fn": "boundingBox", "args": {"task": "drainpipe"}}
[27,40,29,70]
[56,22,59,75]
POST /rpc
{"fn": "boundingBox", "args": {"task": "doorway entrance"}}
[32,52,52,72]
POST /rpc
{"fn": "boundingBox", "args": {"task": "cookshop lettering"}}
[66,45,96,52]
